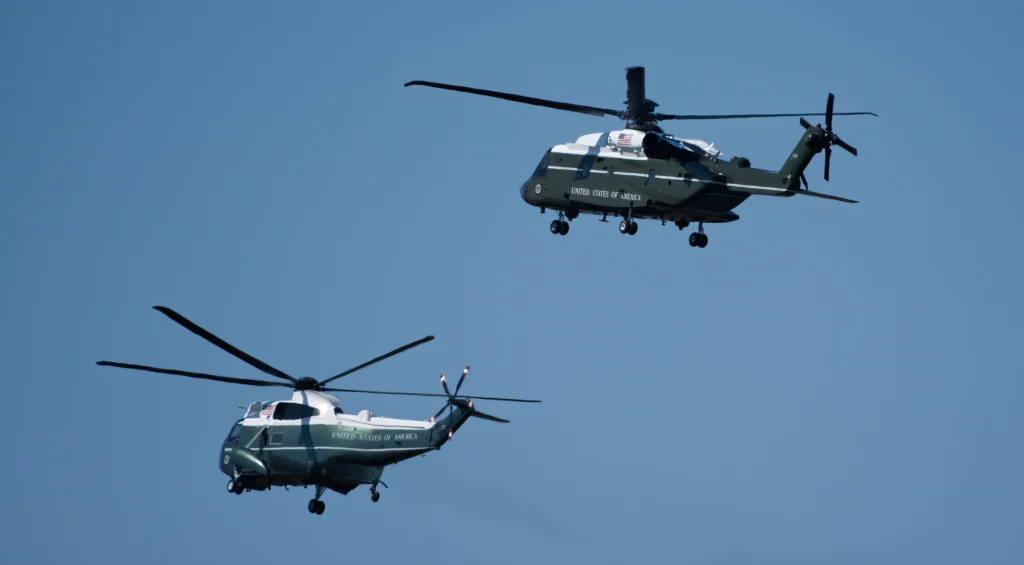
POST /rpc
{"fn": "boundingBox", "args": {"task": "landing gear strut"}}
[688,222,708,248]
[308,485,326,515]
[549,210,569,236]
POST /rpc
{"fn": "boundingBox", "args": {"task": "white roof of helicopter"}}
[550,129,722,159]
[241,390,435,430]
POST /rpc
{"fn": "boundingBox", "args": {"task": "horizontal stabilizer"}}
[795,189,858,204]
[470,410,510,423]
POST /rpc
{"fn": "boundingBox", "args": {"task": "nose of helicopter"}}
[519,182,528,202]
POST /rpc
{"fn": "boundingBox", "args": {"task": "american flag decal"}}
[616,133,633,146]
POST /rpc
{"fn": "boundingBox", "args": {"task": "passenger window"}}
[272,402,321,420]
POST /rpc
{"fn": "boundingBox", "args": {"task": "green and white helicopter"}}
[406,66,877,247]
[96,306,540,515]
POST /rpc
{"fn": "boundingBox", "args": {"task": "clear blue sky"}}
[3,1,1022,563]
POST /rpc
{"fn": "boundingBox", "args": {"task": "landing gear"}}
[549,210,569,235]
[308,485,326,515]
[549,219,569,235]
[369,480,387,502]
[226,479,244,495]
[688,222,708,248]
[618,205,638,235]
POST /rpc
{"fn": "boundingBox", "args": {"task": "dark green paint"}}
[519,124,849,230]
[218,402,475,496]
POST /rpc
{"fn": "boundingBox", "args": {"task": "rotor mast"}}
[623,66,663,133]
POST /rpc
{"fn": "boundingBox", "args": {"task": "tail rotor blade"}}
[826,92,835,131]
[824,146,832,181]
[452,366,469,397]
[432,402,450,421]
[833,136,858,156]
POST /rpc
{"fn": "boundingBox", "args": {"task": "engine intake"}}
[641,133,701,163]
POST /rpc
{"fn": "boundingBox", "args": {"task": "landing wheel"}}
[308,499,325,514]
[688,232,709,248]
[559,221,569,235]
[628,221,638,235]
[371,490,380,503]
[619,220,629,234]
[227,479,243,495]
[550,219,569,235]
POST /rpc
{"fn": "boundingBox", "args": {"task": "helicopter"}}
[405,66,877,247]
[95,306,540,515]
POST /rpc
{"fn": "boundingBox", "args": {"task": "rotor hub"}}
[295,376,320,391]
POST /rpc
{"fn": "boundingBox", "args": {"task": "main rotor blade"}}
[319,387,541,403]
[458,395,541,403]
[319,386,453,399]
[404,80,621,118]
[95,361,294,387]
[316,335,435,386]
[655,111,877,121]
[152,306,296,384]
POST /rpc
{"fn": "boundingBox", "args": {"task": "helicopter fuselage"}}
[519,129,805,231]
[218,391,471,496]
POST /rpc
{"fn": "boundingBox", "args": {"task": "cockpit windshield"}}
[225,421,242,443]
[246,401,273,418]
[531,153,549,177]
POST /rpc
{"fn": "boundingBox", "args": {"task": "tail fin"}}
[780,93,873,197]
[425,365,539,448]
[429,399,512,448]
[779,126,828,192]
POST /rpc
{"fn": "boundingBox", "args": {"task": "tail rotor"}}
[799,93,861,186]
[428,365,540,439]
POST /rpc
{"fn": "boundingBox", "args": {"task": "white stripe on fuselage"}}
[224,446,429,453]
[545,154,788,195]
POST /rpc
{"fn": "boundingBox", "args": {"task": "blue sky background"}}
[2,1,1022,563]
